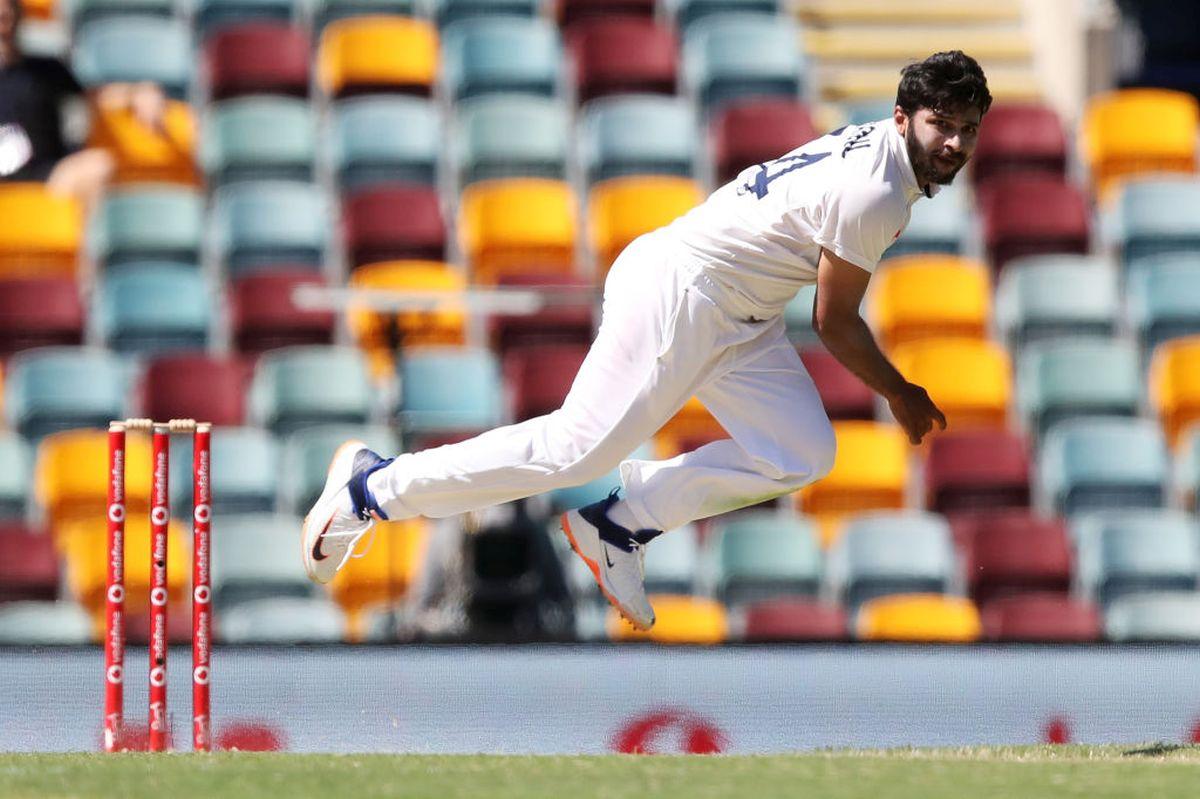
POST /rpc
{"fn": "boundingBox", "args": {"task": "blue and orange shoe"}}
[301,440,393,584]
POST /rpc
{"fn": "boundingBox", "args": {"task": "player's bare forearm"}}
[814,312,907,400]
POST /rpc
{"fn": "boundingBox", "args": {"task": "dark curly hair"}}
[896,51,992,117]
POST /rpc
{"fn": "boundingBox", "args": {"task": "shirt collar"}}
[886,119,940,201]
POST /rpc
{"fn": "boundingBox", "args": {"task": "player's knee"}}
[807,422,838,482]
[765,421,837,489]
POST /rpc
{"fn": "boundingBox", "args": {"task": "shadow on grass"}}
[1121,743,1199,758]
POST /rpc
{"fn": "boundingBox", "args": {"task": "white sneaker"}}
[301,440,391,584]
[560,492,661,631]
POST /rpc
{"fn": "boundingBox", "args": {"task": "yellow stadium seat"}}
[317,16,438,98]
[891,338,1012,431]
[869,255,990,351]
[799,421,908,519]
[855,593,981,642]
[20,0,55,20]
[588,176,704,277]
[1150,335,1200,446]
[88,102,199,186]
[59,515,190,616]
[608,594,728,644]
[0,183,82,277]
[329,518,429,639]
[458,178,577,283]
[35,429,153,534]
[653,396,728,458]
[1081,89,1199,199]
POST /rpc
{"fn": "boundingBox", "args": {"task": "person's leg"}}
[45,147,115,215]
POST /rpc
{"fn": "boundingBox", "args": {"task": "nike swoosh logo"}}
[604,545,615,569]
[311,518,334,562]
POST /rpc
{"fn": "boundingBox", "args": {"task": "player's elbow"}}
[812,305,853,344]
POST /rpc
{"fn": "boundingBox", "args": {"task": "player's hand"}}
[886,381,947,445]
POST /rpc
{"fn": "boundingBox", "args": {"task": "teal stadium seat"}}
[642,522,699,595]
[454,94,568,186]
[90,187,203,267]
[1176,427,1200,510]
[169,426,280,515]
[427,0,538,27]
[330,96,440,189]
[73,17,193,99]
[579,94,697,184]
[1038,417,1168,516]
[398,346,504,435]
[279,424,400,513]
[889,181,967,257]
[441,17,561,100]
[4,347,128,439]
[547,443,654,511]
[1107,178,1200,264]
[1016,338,1140,437]
[217,597,347,643]
[711,511,821,606]
[782,284,818,345]
[0,601,93,644]
[827,511,956,608]
[94,263,212,354]
[994,255,1119,347]
[843,99,896,126]
[210,512,317,609]
[1074,509,1199,605]
[201,96,316,185]
[66,0,175,33]
[250,345,373,434]
[683,14,804,113]
[212,181,329,275]
[667,0,780,31]
[195,0,298,37]
[1105,592,1200,642]
[312,0,414,31]
[0,431,31,518]
[1127,254,1200,352]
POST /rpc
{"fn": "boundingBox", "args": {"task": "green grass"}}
[2,746,1199,799]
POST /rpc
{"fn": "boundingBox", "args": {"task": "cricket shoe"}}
[301,440,394,584]
[560,490,662,631]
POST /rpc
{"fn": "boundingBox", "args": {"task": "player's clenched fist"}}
[887,382,947,445]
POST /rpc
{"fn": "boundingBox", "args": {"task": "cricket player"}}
[302,51,991,631]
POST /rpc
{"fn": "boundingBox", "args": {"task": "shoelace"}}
[319,518,380,560]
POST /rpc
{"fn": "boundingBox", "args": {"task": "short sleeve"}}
[810,182,906,274]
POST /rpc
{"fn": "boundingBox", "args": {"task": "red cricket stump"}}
[148,424,170,752]
[103,422,126,753]
[192,423,212,752]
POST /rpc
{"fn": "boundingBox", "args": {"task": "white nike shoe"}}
[301,440,392,584]
[560,492,661,631]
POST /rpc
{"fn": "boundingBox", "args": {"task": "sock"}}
[606,499,643,532]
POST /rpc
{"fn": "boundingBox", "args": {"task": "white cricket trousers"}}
[370,231,838,532]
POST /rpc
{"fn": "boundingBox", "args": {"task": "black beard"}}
[905,124,964,187]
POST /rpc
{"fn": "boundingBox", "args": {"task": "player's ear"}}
[893,105,908,133]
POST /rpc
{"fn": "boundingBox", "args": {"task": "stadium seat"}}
[1128,254,1200,352]
[94,263,212,355]
[683,14,803,113]
[89,187,203,267]
[642,524,700,596]
[842,98,895,126]
[230,271,335,354]
[0,278,84,356]
[218,596,348,643]
[59,515,189,614]
[453,94,569,186]
[311,0,414,31]
[969,103,1067,187]
[1016,338,1140,438]
[429,0,537,27]
[142,354,249,427]
[925,430,1030,513]
[1177,427,1200,511]
[347,262,467,367]
[0,184,82,278]
[210,513,317,608]
[579,95,697,184]
[278,424,400,513]
[343,186,447,267]
[169,426,279,515]
[588,176,704,275]
[854,593,981,643]
[888,181,969,257]
[827,511,956,608]
[868,255,990,352]
[0,601,93,645]
[6,348,128,440]
[330,97,441,189]
[545,446,652,514]
[194,0,298,38]
[328,517,428,631]
[211,181,329,275]
[653,396,726,458]
[441,17,560,100]
[488,272,595,354]
[979,175,1090,273]
[959,510,1071,605]
[980,593,1101,643]
[457,178,577,283]
[1075,509,1199,606]
[0,522,58,602]
[783,284,818,346]
[200,97,316,185]
[1107,178,1200,264]
[567,17,677,104]
[1105,592,1200,642]
[34,428,151,530]
[1081,89,1199,199]
[0,435,32,518]
[503,343,588,421]
[250,346,373,434]
[739,598,848,642]
[68,0,175,28]
[557,0,653,27]
[1038,418,1168,516]
[798,422,907,542]
[797,347,874,421]
[669,0,778,30]
[398,346,505,437]
[608,594,727,643]
[317,16,439,98]
[72,18,193,99]
[891,338,1012,432]
[203,23,311,99]
[1151,336,1200,445]
[994,255,1119,348]
[711,99,818,185]
[710,511,821,606]
[86,101,199,186]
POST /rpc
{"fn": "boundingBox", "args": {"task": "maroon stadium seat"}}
[142,354,251,427]
[956,510,1072,606]
[230,271,335,354]
[504,343,590,421]
[925,429,1030,513]
[488,272,595,353]
[970,103,1067,187]
[712,100,819,185]
[204,23,310,100]
[0,523,59,603]
[981,593,1101,642]
[980,175,1090,273]
[557,0,654,28]
[342,185,446,268]
[0,278,83,356]
[798,347,874,421]
[567,17,677,104]
[741,598,849,642]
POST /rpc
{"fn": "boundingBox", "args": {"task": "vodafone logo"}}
[150,588,168,607]
[612,708,727,754]
[107,664,123,684]
[108,504,125,523]
[107,584,125,604]
[151,506,169,525]
[149,667,166,688]
[193,585,211,604]
[194,504,211,524]
[194,665,210,685]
